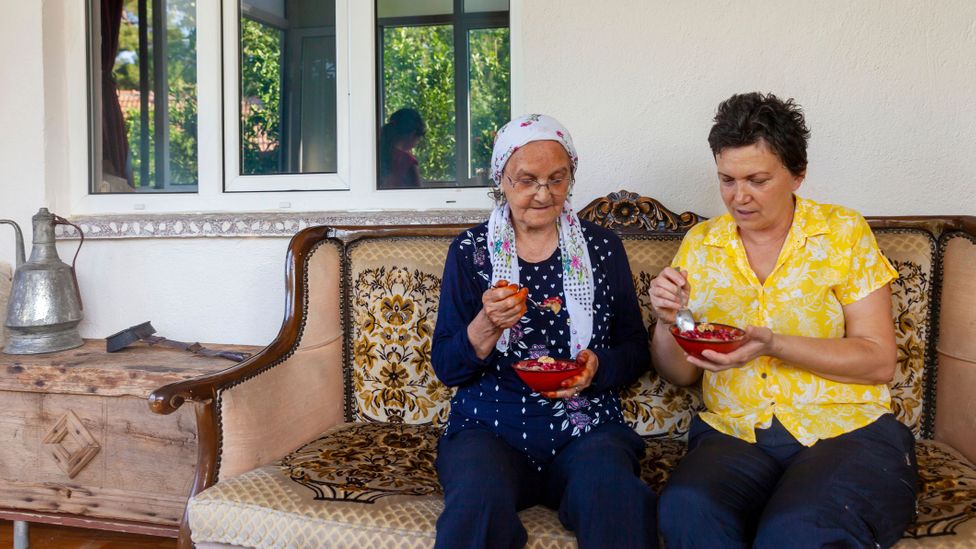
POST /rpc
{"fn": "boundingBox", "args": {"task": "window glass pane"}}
[239,0,337,176]
[93,0,198,193]
[464,0,508,13]
[376,0,509,189]
[377,0,452,18]
[380,25,455,187]
[468,27,509,181]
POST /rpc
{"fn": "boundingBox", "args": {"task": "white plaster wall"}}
[516,0,976,217]
[1,0,975,345]
[0,1,47,265]
[67,237,286,344]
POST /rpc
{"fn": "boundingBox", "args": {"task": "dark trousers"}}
[659,414,918,549]
[434,422,657,549]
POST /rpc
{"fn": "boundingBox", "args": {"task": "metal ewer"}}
[1,208,85,354]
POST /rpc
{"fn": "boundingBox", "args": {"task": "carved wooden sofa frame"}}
[151,192,976,548]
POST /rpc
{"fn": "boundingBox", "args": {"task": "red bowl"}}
[513,357,583,393]
[670,322,746,360]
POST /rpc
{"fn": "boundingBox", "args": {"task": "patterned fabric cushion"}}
[620,238,705,438]
[347,237,456,426]
[874,229,937,438]
[189,424,975,548]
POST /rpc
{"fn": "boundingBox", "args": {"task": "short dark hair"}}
[707,92,811,176]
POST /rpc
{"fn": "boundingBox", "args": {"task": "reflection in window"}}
[377,1,509,189]
[239,0,337,176]
[91,0,198,193]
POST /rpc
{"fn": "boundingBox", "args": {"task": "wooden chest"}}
[0,340,257,536]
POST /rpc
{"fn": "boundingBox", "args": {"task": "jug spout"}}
[0,219,26,268]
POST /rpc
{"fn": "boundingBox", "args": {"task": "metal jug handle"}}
[52,215,85,310]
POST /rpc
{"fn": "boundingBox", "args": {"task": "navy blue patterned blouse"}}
[431,220,649,467]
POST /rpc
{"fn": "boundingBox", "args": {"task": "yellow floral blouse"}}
[671,196,898,446]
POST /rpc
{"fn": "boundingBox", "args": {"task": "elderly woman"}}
[431,114,656,548]
[651,93,918,548]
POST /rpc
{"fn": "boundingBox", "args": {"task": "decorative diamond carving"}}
[43,410,100,479]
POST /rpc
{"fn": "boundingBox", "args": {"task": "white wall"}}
[1,0,975,345]
[517,1,976,217]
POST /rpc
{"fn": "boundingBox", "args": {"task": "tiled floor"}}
[0,520,177,548]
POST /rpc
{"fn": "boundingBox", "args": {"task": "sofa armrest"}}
[934,228,976,464]
[149,226,345,482]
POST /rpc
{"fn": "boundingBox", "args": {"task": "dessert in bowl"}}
[513,356,583,393]
[670,322,746,360]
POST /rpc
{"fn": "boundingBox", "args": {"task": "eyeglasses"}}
[504,174,573,194]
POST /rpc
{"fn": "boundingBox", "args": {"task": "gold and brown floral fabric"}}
[875,230,937,438]
[620,238,705,438]
[347,238,456,426]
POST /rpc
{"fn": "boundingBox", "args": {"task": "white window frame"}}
[223,1,350,192]
[62,0,521,215]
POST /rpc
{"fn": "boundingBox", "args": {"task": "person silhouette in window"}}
[378,108,426,189]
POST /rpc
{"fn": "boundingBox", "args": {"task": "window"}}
[376,0,510,189]
[83,1,510,208]
[223,0,348,192]
[90,0,198,194]
[238,0,338,177]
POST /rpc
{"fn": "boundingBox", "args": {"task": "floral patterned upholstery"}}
[347,237,456,426]
[875,229,937,439]
[621,238,705,438]
[188,423,976,548]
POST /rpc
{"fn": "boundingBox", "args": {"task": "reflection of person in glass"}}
[378,108,425,188]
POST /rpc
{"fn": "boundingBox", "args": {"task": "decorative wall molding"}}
[54,210,491,240]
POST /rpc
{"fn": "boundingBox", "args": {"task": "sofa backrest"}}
[317,194,968,441]
[346,235,455,426]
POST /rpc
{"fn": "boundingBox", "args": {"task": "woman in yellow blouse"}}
[651,92,917,548]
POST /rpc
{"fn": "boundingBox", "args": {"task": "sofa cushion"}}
[346,237,456,426]
[189,424,975,548]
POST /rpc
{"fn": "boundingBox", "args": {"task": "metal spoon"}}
[674,268,696,332]
[675,307,696,333]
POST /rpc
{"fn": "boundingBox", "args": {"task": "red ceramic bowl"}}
[514,357,583,393]
[670,322,747,360]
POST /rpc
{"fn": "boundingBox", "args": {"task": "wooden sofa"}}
[150,192,976,548]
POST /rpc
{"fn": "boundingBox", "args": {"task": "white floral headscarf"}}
[487,114,593,358]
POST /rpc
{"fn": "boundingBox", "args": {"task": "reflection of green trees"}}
[382,25,510,182]
[383,26,456,181]
[110,5,510,187]
[115,0,197,187]
[240,18,282,175]
[468,28,510,178]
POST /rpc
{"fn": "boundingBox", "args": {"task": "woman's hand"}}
[480,280,528,330]
[649,267,690,324]
[685,325,776,372]
[542,349,599,399]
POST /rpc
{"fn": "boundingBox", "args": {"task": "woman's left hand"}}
[686,326,776,372]
[542,349,599,399]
